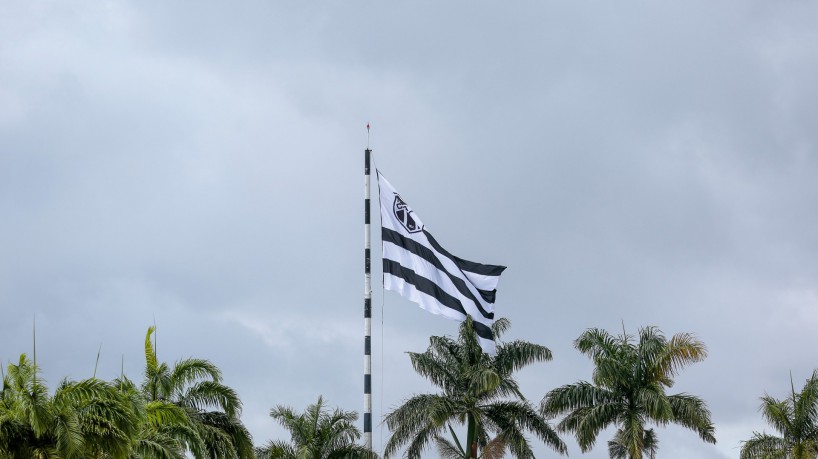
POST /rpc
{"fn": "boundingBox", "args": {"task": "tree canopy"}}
[740,370,818,459]
[256,396,376,459]
[541,326,716,458]
[384,317,566,459]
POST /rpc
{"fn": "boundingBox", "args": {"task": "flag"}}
[377,170,506,354]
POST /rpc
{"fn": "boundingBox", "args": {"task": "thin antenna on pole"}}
[32,315,37,389]
[363,125,373,451]
[33,315,37,369]
[94,343,102,378]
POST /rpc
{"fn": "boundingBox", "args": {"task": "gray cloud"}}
[2,1,817,457]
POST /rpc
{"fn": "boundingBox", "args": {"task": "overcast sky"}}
[2,1,817,457]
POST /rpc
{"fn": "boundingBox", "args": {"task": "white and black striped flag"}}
[377,171,506,354]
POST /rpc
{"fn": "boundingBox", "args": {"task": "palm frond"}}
[490,318,511,339]
[198,411,255,458]
[760,396,794,438]
[384,393,449,456]
[409,350,458,394]
[179,380,241,418]
[541,381,616,415]
[654,332,707,382]
[133,429,187,459]
[740,432,789,459]
[494,340,552,375]
[403,423,439,459]
[666,393,716,443]
[256,439,296,459]
[635,383,673,424]
[485,400,567,456]
[574,328,624,363]
[434,435,466,459]
[144,327,159,378]
[169,358,222,389]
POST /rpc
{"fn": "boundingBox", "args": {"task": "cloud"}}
[219,308,360,351]
[2,1,817,457]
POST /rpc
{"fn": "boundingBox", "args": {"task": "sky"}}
[1,0,817,457]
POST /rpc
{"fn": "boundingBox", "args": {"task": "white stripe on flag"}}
[381,236,494,318]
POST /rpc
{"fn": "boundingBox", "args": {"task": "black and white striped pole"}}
[363,143,373,450]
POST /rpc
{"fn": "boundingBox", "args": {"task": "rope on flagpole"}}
[380,282,385,454]
[369,144,387,456]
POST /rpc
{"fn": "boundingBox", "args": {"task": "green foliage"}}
[384,317,566,459]
[0,326,251,459]
[138,326,254,459]
[541,326,716,459]
[0,354,138,459]
[740,370,818,459]
[255,396,377,459]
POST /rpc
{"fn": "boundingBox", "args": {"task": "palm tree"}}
[740,370,818,459]
[255,396,376,459]
[383,317,566,459]
[541,326,716,459]
[0,354,138,459]
[139,326,254,459]
[112,374,193,459]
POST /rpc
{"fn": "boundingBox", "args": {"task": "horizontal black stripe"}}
[365,149,370,174]
[364,298,371,318]
[478,288,497,304]
[364,249,370,273]
[423,230,506,277]
[364,413,372,432]
[471,321,495,345]
[382,227,493,320]
[364,199,370,224]
[383,259,494,342]
[364,374,371,393]
[364,336,371,355]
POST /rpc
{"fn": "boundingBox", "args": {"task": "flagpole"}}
[363,142,373,450]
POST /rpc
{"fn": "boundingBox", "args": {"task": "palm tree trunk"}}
[467,412,477,459]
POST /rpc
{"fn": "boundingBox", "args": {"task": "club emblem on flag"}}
[393,193,422,233]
